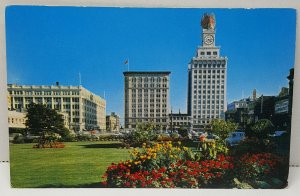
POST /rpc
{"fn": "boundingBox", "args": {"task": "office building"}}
[124,71,170,130]
[187,13,227,129]
[7,83,106,132]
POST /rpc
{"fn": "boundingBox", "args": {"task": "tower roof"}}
[201,13,216,30]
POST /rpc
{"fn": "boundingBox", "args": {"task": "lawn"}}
[9,141,130,188]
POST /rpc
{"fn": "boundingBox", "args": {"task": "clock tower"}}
[187,13,228,130]
[201,13,216,47]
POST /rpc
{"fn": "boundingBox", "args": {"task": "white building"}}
[124,71,170,130]
[187,13,227,129]
[7,83,106,132]
[8,110,26,129]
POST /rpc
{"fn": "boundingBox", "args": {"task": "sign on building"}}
[275,99,289,114]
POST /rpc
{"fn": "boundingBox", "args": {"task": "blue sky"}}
[5,7,296,122]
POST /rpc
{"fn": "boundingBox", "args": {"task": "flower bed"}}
[237,153,282,181]
[33,142,65,148]
[102,142,234,188]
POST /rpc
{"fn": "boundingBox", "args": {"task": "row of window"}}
[127,118,167,123]
[131,109,168,113]
[9,90,80,96]
[193,120,211,124]
[131,89,168,93]
[131,84,168,88]
[13,97,80,103]
[130,77,168,83]
[131,93,168,98]
[194,70,224,74]
[132,104,167,108]
[193,75,225,80]
[194,84,224,89]
[193,110,221,115]
[172,117,190,120]
[8,117,25,124]
[193,89,224,93]
[132,98,167,103]
[193,105,224,109]
[193,64,225,69]
[200,51,218,56]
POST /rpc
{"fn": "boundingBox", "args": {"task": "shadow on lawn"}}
[36,182,106,188]
[78,143,123,148]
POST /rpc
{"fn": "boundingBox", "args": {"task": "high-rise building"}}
[187,13,227,129]
[7,83,106,132]
[123,71,170,130]
[106,112,120,132]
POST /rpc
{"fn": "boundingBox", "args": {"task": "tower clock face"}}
[204,35,214,45]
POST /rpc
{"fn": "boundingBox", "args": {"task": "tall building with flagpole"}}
[123,71,170,130]
[187,13,227,129]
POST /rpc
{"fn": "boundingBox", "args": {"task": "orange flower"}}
[199,135,206,142]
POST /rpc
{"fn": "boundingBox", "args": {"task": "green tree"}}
[251,119,274,139]
[126,122,156,147]
[25,103,69,146]
[178,126,189,138]
[209,119,238,141]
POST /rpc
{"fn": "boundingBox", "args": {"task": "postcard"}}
[6,6,296,188]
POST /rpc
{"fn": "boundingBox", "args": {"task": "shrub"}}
[208,119,238,141]
[196,139,228,160]
[12,135,25,144]
[178,127,189,138]
[251,119,274,139]
[124,122,156,147]
[230,137,277,156]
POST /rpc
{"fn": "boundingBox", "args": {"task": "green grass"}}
[9,141,131,188]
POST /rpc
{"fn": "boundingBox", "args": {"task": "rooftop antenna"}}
[78,72,82,86]
[104,91,106,99]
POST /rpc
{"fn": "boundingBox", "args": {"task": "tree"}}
[125,122,156,147]
[178,126,189,138]
[209,119,238,141]
[25,103,69,146]
[251,119,274,139]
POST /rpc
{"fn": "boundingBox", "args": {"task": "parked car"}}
[225,132,245,147]
[207,133,219,140]
[269,130,287,137]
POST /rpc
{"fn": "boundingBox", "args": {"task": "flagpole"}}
[128,58,130,71]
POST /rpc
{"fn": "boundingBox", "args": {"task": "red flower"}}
[124,181,131,187]
[101,181,107,186]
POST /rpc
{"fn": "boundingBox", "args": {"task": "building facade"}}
[106,112,120,132]
[227,98,250,111]
[7,84,106,132]
[124,72,170,130]
[187,13,227,129]
[169,112,191,131]
[8,110,26,129]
